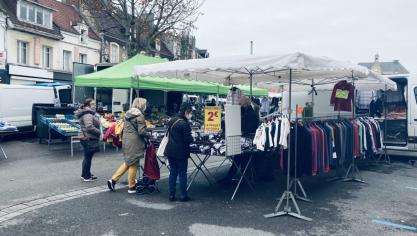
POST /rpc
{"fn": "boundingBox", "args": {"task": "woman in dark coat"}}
[75,98,101,182]
[165,103,194,202]
[107,98,150,194]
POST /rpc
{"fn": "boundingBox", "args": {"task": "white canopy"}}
[133,52,397,91]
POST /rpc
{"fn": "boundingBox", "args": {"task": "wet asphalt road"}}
[0,138,417,236]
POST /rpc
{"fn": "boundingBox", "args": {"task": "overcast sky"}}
[194,0,417,74]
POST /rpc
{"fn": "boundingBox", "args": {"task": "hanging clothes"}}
[281,117,383,178]
[330,80,354,112]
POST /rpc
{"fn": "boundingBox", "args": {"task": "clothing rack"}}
[264,69,312,222]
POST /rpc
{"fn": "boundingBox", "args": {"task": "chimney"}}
[371,53,382,74]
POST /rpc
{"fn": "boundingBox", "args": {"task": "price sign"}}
[204,106,221,132]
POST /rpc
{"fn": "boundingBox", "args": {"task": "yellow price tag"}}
[335,89,349,99]
[204,106,221,132]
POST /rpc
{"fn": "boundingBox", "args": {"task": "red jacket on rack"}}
[330,80,354,112]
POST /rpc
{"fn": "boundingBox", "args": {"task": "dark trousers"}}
[81,140,95,179]
[168,157,188,197]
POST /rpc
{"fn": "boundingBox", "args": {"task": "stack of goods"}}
[102,120,124,147]
[148,112,170,127]
[149,130,255,156]
[42,115,80,136]
[0,120,18,132]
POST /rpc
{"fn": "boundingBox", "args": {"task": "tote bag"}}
[156,119,181,157]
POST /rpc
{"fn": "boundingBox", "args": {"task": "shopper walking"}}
[165,103,194,202]
[76,98,101,182]
[108,98,150,194]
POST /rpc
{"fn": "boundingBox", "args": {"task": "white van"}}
[281,75,417,156]
[0,84,72,128]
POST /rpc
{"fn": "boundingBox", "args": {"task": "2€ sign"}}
[204,106,221,132]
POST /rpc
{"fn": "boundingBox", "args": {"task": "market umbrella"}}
[133,52,397,91]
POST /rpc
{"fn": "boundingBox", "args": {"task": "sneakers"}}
[107,179,116,191]
[127,187,136,194]
[82,176,98,182]
[169,195,176,202]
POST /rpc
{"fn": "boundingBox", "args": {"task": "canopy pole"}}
[378,83,390,164]
[264,68,312,221]
[129,88,133,107]
[217,86,219,106]
[343,71,366,184]
[72,84,76,105]
[249,73,253,97]
[94,87,97,100]
[311,79,315,116]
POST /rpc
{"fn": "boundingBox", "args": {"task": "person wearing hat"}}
[165,102,194,202]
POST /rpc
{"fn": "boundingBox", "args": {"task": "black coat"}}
[241,106,259,136]
[165,116,193,159]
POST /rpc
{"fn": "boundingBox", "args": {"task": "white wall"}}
[6,29,100,71]
[0,12,6,69]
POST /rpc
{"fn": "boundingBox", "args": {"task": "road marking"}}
[405,186,417,191]
[372,219,417,231]
[189,223,276,236]
[126,199,175,210]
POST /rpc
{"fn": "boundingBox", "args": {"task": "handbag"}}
[81,139,100,153]
[157,119,181,157]
[80,126,100,153]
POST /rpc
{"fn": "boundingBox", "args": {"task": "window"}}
[42,46,52,68]
[63,50,72,71]
[79,53,87,64]
[43,11,51,28]
[19,2,28,21]
[36,9,43,25]
[18,2,52,29]
[28,5,35,22]
[110,43,119,63]
[17,41,28,65]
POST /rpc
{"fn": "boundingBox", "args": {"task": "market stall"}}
[74,54,268,110]
[134,52,396,221]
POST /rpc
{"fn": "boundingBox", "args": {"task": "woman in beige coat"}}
[108,98,150,193]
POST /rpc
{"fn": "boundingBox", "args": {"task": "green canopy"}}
[75,54,267,96]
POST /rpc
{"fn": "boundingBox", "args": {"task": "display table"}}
[150,129,257,201]
[0,130,18,159]
[187,150,256,201]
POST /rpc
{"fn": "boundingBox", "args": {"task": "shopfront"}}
[8,64,53,85]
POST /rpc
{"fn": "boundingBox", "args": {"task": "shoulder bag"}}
[156,119,181,157]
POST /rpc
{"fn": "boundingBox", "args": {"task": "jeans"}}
[168,157,188,198]
[81,140,95,179]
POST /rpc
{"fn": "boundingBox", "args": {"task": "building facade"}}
[1,0,100,84]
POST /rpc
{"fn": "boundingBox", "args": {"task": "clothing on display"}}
[330,80,354,112]
[356,90,377,110]
[260,97,270,114]
[253,117,291,151]
[369,99,383,118]
[282,117,382,177]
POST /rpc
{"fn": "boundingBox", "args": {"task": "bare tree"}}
[77,0,204,57]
